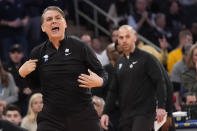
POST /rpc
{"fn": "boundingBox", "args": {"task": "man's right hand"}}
[100,114,109,130]
[19,59,38,78]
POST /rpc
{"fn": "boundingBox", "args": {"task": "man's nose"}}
[52,18,57,23]
[122,37,126,42]
[11,117,15,121]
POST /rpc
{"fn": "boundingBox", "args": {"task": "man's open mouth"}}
[52,27,59,32]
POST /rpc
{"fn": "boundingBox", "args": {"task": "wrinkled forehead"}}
[43,10,63,19]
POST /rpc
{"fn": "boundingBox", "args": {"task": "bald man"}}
[101,25,167,131]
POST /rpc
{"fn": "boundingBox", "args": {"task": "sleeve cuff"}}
[101,78,104,87]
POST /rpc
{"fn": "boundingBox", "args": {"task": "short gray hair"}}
[41,6,65,25]
[119,25,137,35]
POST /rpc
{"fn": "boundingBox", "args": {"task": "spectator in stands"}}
[107,0,132,29]
[107,28,119,60]
[182,92,197,105]
[146,0,160,14]
[178,0,197,27]
[179,0,197,6]
[111,28,119,43]
[167,30,193,73]
[181,43,197,95]
[106,43,121,68]
[151,13,173,48]
[171,44,192,111]
[92,38,109,66]
[0,60,18,107]
[92,43,121,98]
[136,37,168,65]
[4,104,22,126]
[166,1,183,45]
[3,44,31,116]
[80,35,109,66]
[23,0,42,52]
[128,0,153,41]
[189,21,197,42]
[80,34,92,46]
[0,0,28,61]
[21,93,43,131]
[181,92,197,119]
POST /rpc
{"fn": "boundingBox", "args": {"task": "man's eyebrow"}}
[46,16,52,19]
[46,14,61,18]
[55,14,61,17]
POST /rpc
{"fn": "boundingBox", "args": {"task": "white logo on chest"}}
[130,61,138,69]
[119,63,122,69]
[65,48,71,56]
[43,55,49,62]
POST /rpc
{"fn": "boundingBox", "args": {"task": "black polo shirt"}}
[26,36,108,112]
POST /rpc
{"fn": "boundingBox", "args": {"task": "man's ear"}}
[134,34,137,42]
[41,25,45,32]
[64,19,67,29]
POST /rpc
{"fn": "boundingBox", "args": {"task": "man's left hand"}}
[78,69,103,88]
[156,108,166,123]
